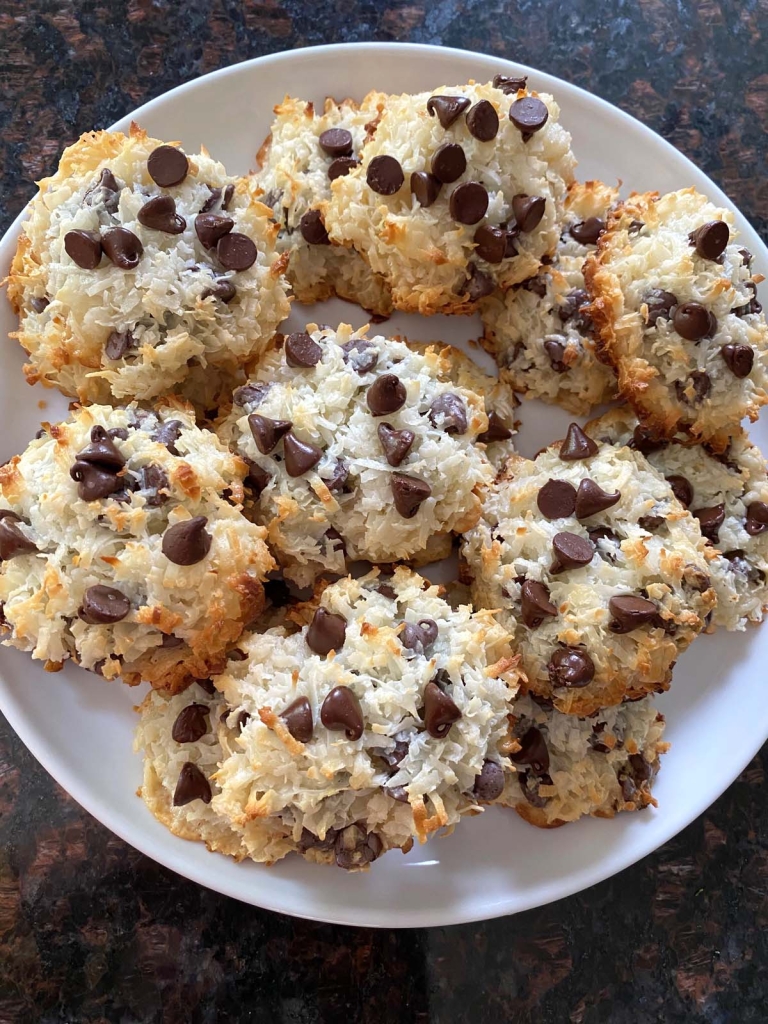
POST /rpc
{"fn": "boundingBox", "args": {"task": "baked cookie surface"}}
[0,402,273,692]
[498,692,667,827]
[481,180,617,414]
[256,94,393,316]
[8,125,290,408]
[217,324,514,586]
[325,81,575,314]
[461,424,715,715]
[588,406,768,631]
[586,187,768,450]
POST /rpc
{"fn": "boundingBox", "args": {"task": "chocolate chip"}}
[76,426,126,470]
[102,227,143,270]
[512,194,546,233]
[323,527,346,557]
[537,479,577,519]
[559,423,598,461]
[172,703,209,743]
[428,393,467,434]
[638,515,664,532]
[234,383,270,408]
[375,583,398,600]
[243,459,271,496]
[388,785,409,803]
[307,607,347,656]
[319,127,353,157]
[70,462,121,501]
[153,419,183,455]
[400,617,438,654]
[196,678,216,695]
[64,230,102,269]
[298,828,337,854]
[477,411,512,444]
[320,686,363,739]
[721,343,754,378]
[643,289,678,327]
[322,459,350,492]
[217,232,257,271]
[147,145,188,187]
[248,414,292,454]
[519,771,552,807]
[79,584,130,624]
[608,595,658,633]
[281,696,313,742]
[30,296,49,314]
[173,762,211,806]
[200,185,228,213]
[739,247,754,267]
[449,181,489,224]
[367,155,404,195]
[410,170,442,208]
[84,168,120,212]
[160,633,184,648]
[676,371,712,404]
[724,549,765,583]
[745,501,768,536]
[426,94,471,127]
[328,156,359,180]
[551,531,595,571]
[285,331,322,367]
[570,218,604,245]
[543,336,567,373]
[691,503,725,543]
[162,516,212,565]
[558,288,590,327]
[463,262,495,299]
[431,142,467,184]
[299,209,330,245]
[509,726,550,773]
[472,760,505,801]
[196,212,234,250]
[474,225,506,264]
[688,220,729,261]
[283,433,323,476]
[493,73,528,93]
[341,339,378,374]
[334,825,382,869]
[673,302,717,342]
[548,647,595,688]
[138,194,186,233]
[575,478,621,519]
[628,425,666,456]
[0,514,36,560]
[520,580,557,628]
[142,464,169,506]
[666,475,693,508]
[466,99,499,141]
[423,679,462,738]
[391,473,431,518]
[732,282,762,317]
[588,526,621,556]
[509,96,548,138]
[378,422,414,466]
[683,563,712,592]
[367,373,406,416]
[104,330,135,360]
[201,278,236,303]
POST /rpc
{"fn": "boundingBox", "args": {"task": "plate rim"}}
[1,40,766,928]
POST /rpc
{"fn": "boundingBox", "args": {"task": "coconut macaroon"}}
[256,94,393,317]
[461,423,715,715]
[167,568,520,869]
[325,80,576,315]
[7,124,290,408]
[481,180,618,415]
[0,402,273,692]
[217,324,514,586]
[586,187,768,451]
[588,407,768,631]
[498,692,668,828]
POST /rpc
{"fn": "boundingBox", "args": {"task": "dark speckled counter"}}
[1,3,767,1022]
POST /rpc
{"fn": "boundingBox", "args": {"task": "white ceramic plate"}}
[1,43,766,928]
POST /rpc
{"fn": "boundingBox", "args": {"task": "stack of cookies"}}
[2,74,766,872]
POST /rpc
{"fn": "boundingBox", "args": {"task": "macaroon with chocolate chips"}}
[0,402,273,692]
[461,422,715,715]
[7,123,290,410]
[217,324,513,587]
[585,187,768,451]
[481,180,618,415]
[325,79,575,315]
[588,406,768,631]
[255,93,393,317]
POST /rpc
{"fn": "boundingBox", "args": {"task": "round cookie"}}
[208,569,522,868]
[0,402,273,692]
[256,94,393,317]
[217,324,514,586]
[481,180,618,415]
[588,406,768,631]
[325,80,575,314]
[586,187,768,451]
[498,692,668,827]
[461,423,715,715]
[7,124,290,408]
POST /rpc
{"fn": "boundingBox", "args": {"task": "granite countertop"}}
[1,2,767,1021]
